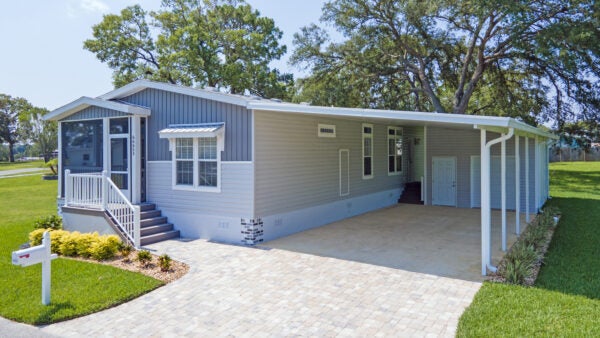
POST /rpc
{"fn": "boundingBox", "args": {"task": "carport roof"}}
[248,101,558,139]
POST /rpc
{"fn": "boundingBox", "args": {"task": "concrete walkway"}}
[35,238,481,337]
[0,167,46,178]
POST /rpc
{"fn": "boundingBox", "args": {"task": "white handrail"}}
[64,170,140,248]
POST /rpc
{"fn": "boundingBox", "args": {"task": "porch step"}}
[399,181,424,205]
[139,203,156,212]
[141,230,180,246]
[140,209,162,219]
[136,202,180,246]
[141,223,174,236]
[141,216,168,227]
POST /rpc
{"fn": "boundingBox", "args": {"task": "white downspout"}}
[480,127,514,275]
[535,137,541,212]
[501,137,507,251]
[525,137,530,222]
[515,135,521,234]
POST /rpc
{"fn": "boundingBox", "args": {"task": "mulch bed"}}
[64,251,189,284]
[487,216,558,286]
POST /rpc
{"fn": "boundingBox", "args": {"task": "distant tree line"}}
[0,94,56,163]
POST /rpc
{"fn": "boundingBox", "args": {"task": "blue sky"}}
[0,0,331,110]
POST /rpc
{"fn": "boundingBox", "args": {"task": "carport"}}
[264,204,528,281]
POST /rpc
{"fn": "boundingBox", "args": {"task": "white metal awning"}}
[158,123,225,138]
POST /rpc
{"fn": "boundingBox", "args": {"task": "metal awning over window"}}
[158,123,225,139]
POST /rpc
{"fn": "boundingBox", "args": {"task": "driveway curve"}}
[37,239,480,337]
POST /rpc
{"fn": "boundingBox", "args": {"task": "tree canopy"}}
[0,95,55,162]
[84,0,293,99]
[291,0,600,129]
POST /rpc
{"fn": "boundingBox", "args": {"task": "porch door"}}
[432,156,457,206]
[108,118,131,199]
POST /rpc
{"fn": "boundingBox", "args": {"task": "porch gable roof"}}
[44,97,151,121]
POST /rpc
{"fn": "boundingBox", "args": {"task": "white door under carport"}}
[432,156,457,206]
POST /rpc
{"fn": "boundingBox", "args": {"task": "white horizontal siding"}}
[147,161,253,216]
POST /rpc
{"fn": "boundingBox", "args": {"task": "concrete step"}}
[140,209,162,219]
[141,216,168,227]
[139,203,157,212]
[141,230,180,246]
[141,223,174,236]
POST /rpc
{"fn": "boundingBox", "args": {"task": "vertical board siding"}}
[254,111,405,217]
[146,162,253,215]
[121,88,252,162]
[61,106,128,121]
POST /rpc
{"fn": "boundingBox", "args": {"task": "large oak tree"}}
[84,0,292,98]
[291,0,600,129]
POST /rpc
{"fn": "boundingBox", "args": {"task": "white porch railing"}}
[64,170,140,248]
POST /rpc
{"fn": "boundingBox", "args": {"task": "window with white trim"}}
[197,137,218,187]
[362,124,374,179]
[159,123,224,192]
[388,127,403,174]
[175,138,194,185]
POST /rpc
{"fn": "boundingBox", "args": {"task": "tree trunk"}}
[8,142,15,162]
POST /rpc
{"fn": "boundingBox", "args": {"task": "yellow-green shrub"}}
[89,235,121,261]
[29,228,47,246]
[59,231,81,257]
[28,229,122,260]
[49,230,69,253]
[75,232,99,258]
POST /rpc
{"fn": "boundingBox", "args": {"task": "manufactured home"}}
[45,80,556,275]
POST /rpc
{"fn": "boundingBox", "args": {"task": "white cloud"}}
[66,0,110,18]
[80,0,110,13]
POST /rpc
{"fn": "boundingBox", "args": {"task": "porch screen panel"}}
[62,120,104,174]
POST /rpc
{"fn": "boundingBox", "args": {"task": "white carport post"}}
[501,137,507,251]
[480,129,490,275]
[515,135,521,234]
[480,127,514,275]
[525,137,530,222]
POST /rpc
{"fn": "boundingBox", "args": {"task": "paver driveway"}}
[40,238,481,337]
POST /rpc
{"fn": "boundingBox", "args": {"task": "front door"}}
[432,156,456,206]
[109,118,130,199]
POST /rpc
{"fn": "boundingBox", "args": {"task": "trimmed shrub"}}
[29,228,47,246]
[137,250,152,267]
[75,232,99,258]
[33,215,62,230]
[89,235,121,261]
[58,231,82,256]
[158,254,172,272]
[49,230,69,253]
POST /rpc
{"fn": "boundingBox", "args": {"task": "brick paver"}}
[40,239,481,337]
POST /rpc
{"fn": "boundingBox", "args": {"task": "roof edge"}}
[44,97,151,121]
[98,80,251,107]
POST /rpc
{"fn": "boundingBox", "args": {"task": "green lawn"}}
[0,173,163,325]
[457,162,600,337]
[0,160,45,171]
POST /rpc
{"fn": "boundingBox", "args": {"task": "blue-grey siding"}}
[62,106,128,121]
[121,88,252,162]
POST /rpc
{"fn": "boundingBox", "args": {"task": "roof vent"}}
[300,102,311,106]
[270,98,282,103]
